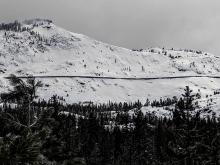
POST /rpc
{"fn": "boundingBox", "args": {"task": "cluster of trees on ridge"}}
[0,21,29,32]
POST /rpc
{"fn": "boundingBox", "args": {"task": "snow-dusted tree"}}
[1,74,43,128]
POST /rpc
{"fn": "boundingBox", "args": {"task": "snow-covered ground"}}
[0,19,220,115]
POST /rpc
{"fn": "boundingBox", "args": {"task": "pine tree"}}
[0,131,41,164]
[1,74,43,128]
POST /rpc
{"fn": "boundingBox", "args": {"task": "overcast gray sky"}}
[0,0,220,54]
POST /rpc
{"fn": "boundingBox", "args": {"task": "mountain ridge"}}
[0,19,219,108]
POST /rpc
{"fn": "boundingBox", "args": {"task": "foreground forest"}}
[0,76,219,165]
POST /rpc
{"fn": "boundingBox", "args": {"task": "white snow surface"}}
[0,19,220,115]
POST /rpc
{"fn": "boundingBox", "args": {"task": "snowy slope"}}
[0,19,220,112]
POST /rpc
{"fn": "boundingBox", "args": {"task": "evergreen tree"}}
[1,75,43,128]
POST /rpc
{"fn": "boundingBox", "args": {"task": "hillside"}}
[0,19,220,109]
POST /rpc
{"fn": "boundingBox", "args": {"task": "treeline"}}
[132,47,205,55]
[0,76,219,164]
[0,21,29,32]
[150,97,177,107]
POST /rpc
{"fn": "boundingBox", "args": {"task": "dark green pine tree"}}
[1,74,43,128]
[0,131,41,164]
[172,86,201,164]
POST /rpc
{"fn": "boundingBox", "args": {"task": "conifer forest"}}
[0,76,219,165]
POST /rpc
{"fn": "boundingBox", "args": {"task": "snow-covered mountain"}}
[0,19,220,109]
